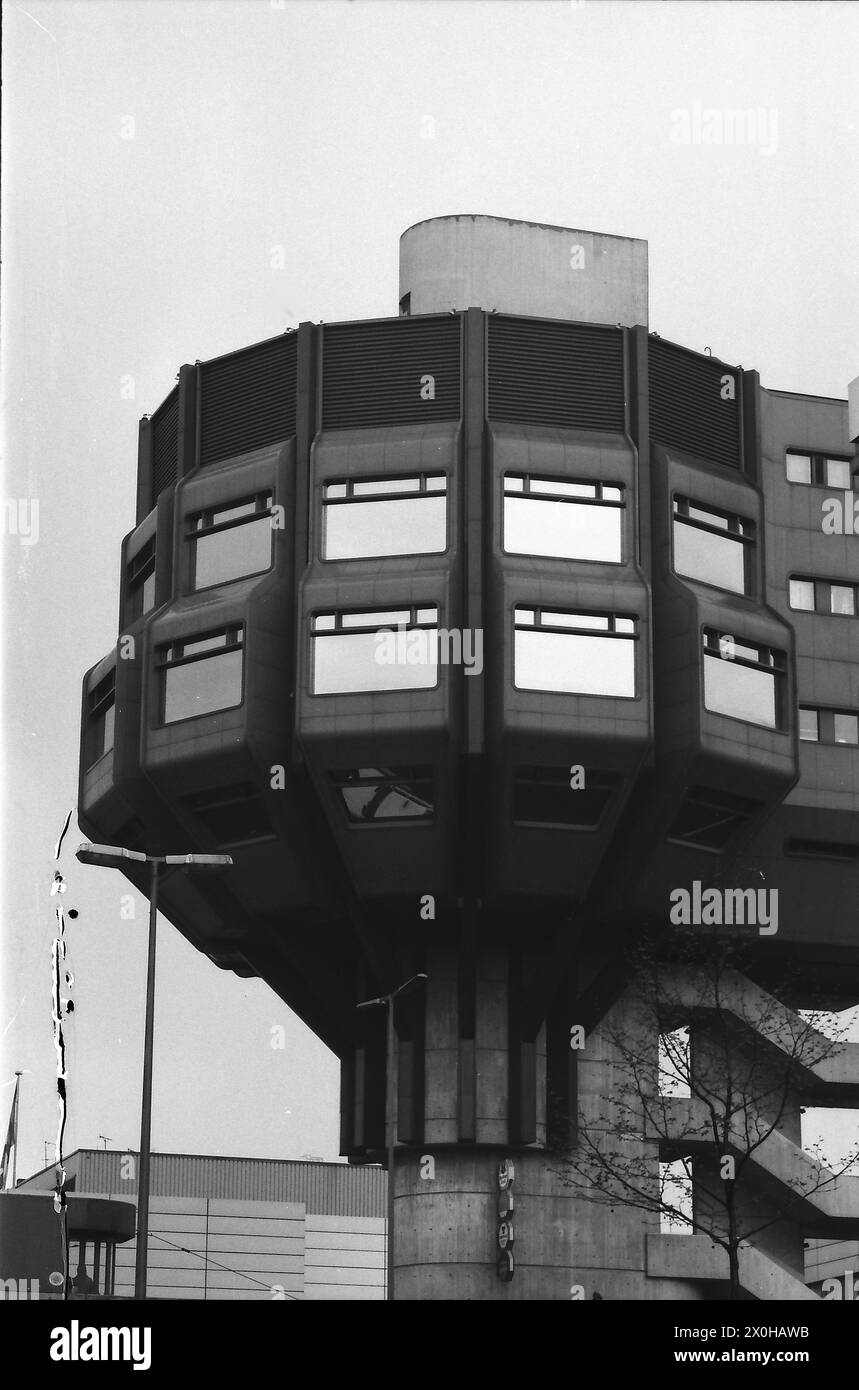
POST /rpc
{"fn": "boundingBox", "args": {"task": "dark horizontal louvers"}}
[322,317,461,429]
[487,317,625,430]
[150,387,179,508]
[200,335,297,467]
[649,338,741,470]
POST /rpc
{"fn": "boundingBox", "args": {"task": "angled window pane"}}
[798,708,819,742]
[789,579,815,611]
[425,474,447,493]
[313,629,438,694]
[331,768,434,822]
[352,477,421,496]
[325,483,348,499]
[515,630,635,697]
[193,514,273,589]
[786,453,812,484]
[703,654,776,727]
[826,458,852,490]
[163,648,243,723]
[504,496,622,562]
[341,609,410,629]
[504,475,525,493]
[833,713,858,745]
[673,520,746,594]
[531,478,596,499]
[830,585,855,616]
[324,495,446,558]
[542,611,609,631]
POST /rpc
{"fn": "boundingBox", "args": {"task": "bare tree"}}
[550,931,859,1300]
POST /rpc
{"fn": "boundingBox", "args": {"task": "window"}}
[503,474,623,563]
[785,451,854,488]
[672,497,753,595]
[667,785,761,851]
[786,838,859,862]
[126,537,156,622]
[68,1237,115,1298]
[789,575,859,617]
[798,705,859,746]
[788,578,815,611]
[329,767,434,822]
[312,606,439,694]
[85,673,116,767]
[512,767,620,828]
[322,475,446,559]
[702,629,784,729]
[398,293,411,317]
[158,627,243,723]
[180,783,273,845]
[834,713,858,745]
[799,707,819,742]
[188,492,273,590]
[514,608,637,697]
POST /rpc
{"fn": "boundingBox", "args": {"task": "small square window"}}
[830,586,855,616]
[789,579,815,611]
[834,713,858,745]
[826,458,852,490]
[786,453,812,484]
[799,708,819,742]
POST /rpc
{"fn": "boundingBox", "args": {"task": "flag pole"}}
[12,1072,22,1187]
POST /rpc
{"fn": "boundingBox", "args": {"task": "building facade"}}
[14,1150,385,1300]
[78,216,859,1299]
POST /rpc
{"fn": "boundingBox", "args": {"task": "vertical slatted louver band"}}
[649,337,741,469]
[322,316,461,428]
[150,387,179,510]
[487,317,626,430]
[199,333,297,467]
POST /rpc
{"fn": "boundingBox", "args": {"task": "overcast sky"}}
[2,0,858,1182]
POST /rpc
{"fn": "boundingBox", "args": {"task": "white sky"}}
[2,0,858,1181]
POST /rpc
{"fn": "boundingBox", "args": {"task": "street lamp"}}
[356,971,428,1302]
[76,842,232,1299]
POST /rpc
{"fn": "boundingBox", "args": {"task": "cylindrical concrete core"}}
[399,214,648,326]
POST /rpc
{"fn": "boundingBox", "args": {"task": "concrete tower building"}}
[79,216,859,1300]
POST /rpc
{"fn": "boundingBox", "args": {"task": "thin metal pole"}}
[135,858,159,1300]
[11,1072,21,1188]
[386,995,395,1303]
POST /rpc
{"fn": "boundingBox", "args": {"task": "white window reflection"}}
[703,655,776,728]
[312,609,439,694]
[193,514,273,589]
[323,476,447,559]
[503,475,623,563]
[786,453,812,483]
[673,522,746,593]
[514,610,636,698]
[163,647,243,723]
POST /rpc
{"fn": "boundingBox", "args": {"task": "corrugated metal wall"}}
[149,386,179,510]
[321,315,461,428]
[67,1150,385,1216]
[649,337,741,469]
[487,316,626,430]
[199,334,297,467]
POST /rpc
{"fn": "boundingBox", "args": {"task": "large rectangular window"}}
[503,474,623,563]
[789,575,859,617]
[312,606,439,694]
[785,451,853,488]
[125,537,156,622]
[158,627,244,723]
[514,608,637,697]
[329,767,434,822]
[672,497,753,595]
[189,492,273,590]
[180,783,273,845]
[322,475,446,559]
[702,630,784,729]
[512,767,620,828]
[85,672,116,767]
[798,705,859,746]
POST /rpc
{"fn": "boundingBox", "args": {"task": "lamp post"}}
[356,971,428,1302]
[76,843,232,1299]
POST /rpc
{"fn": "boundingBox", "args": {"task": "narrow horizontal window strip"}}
[785,838,859,862]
